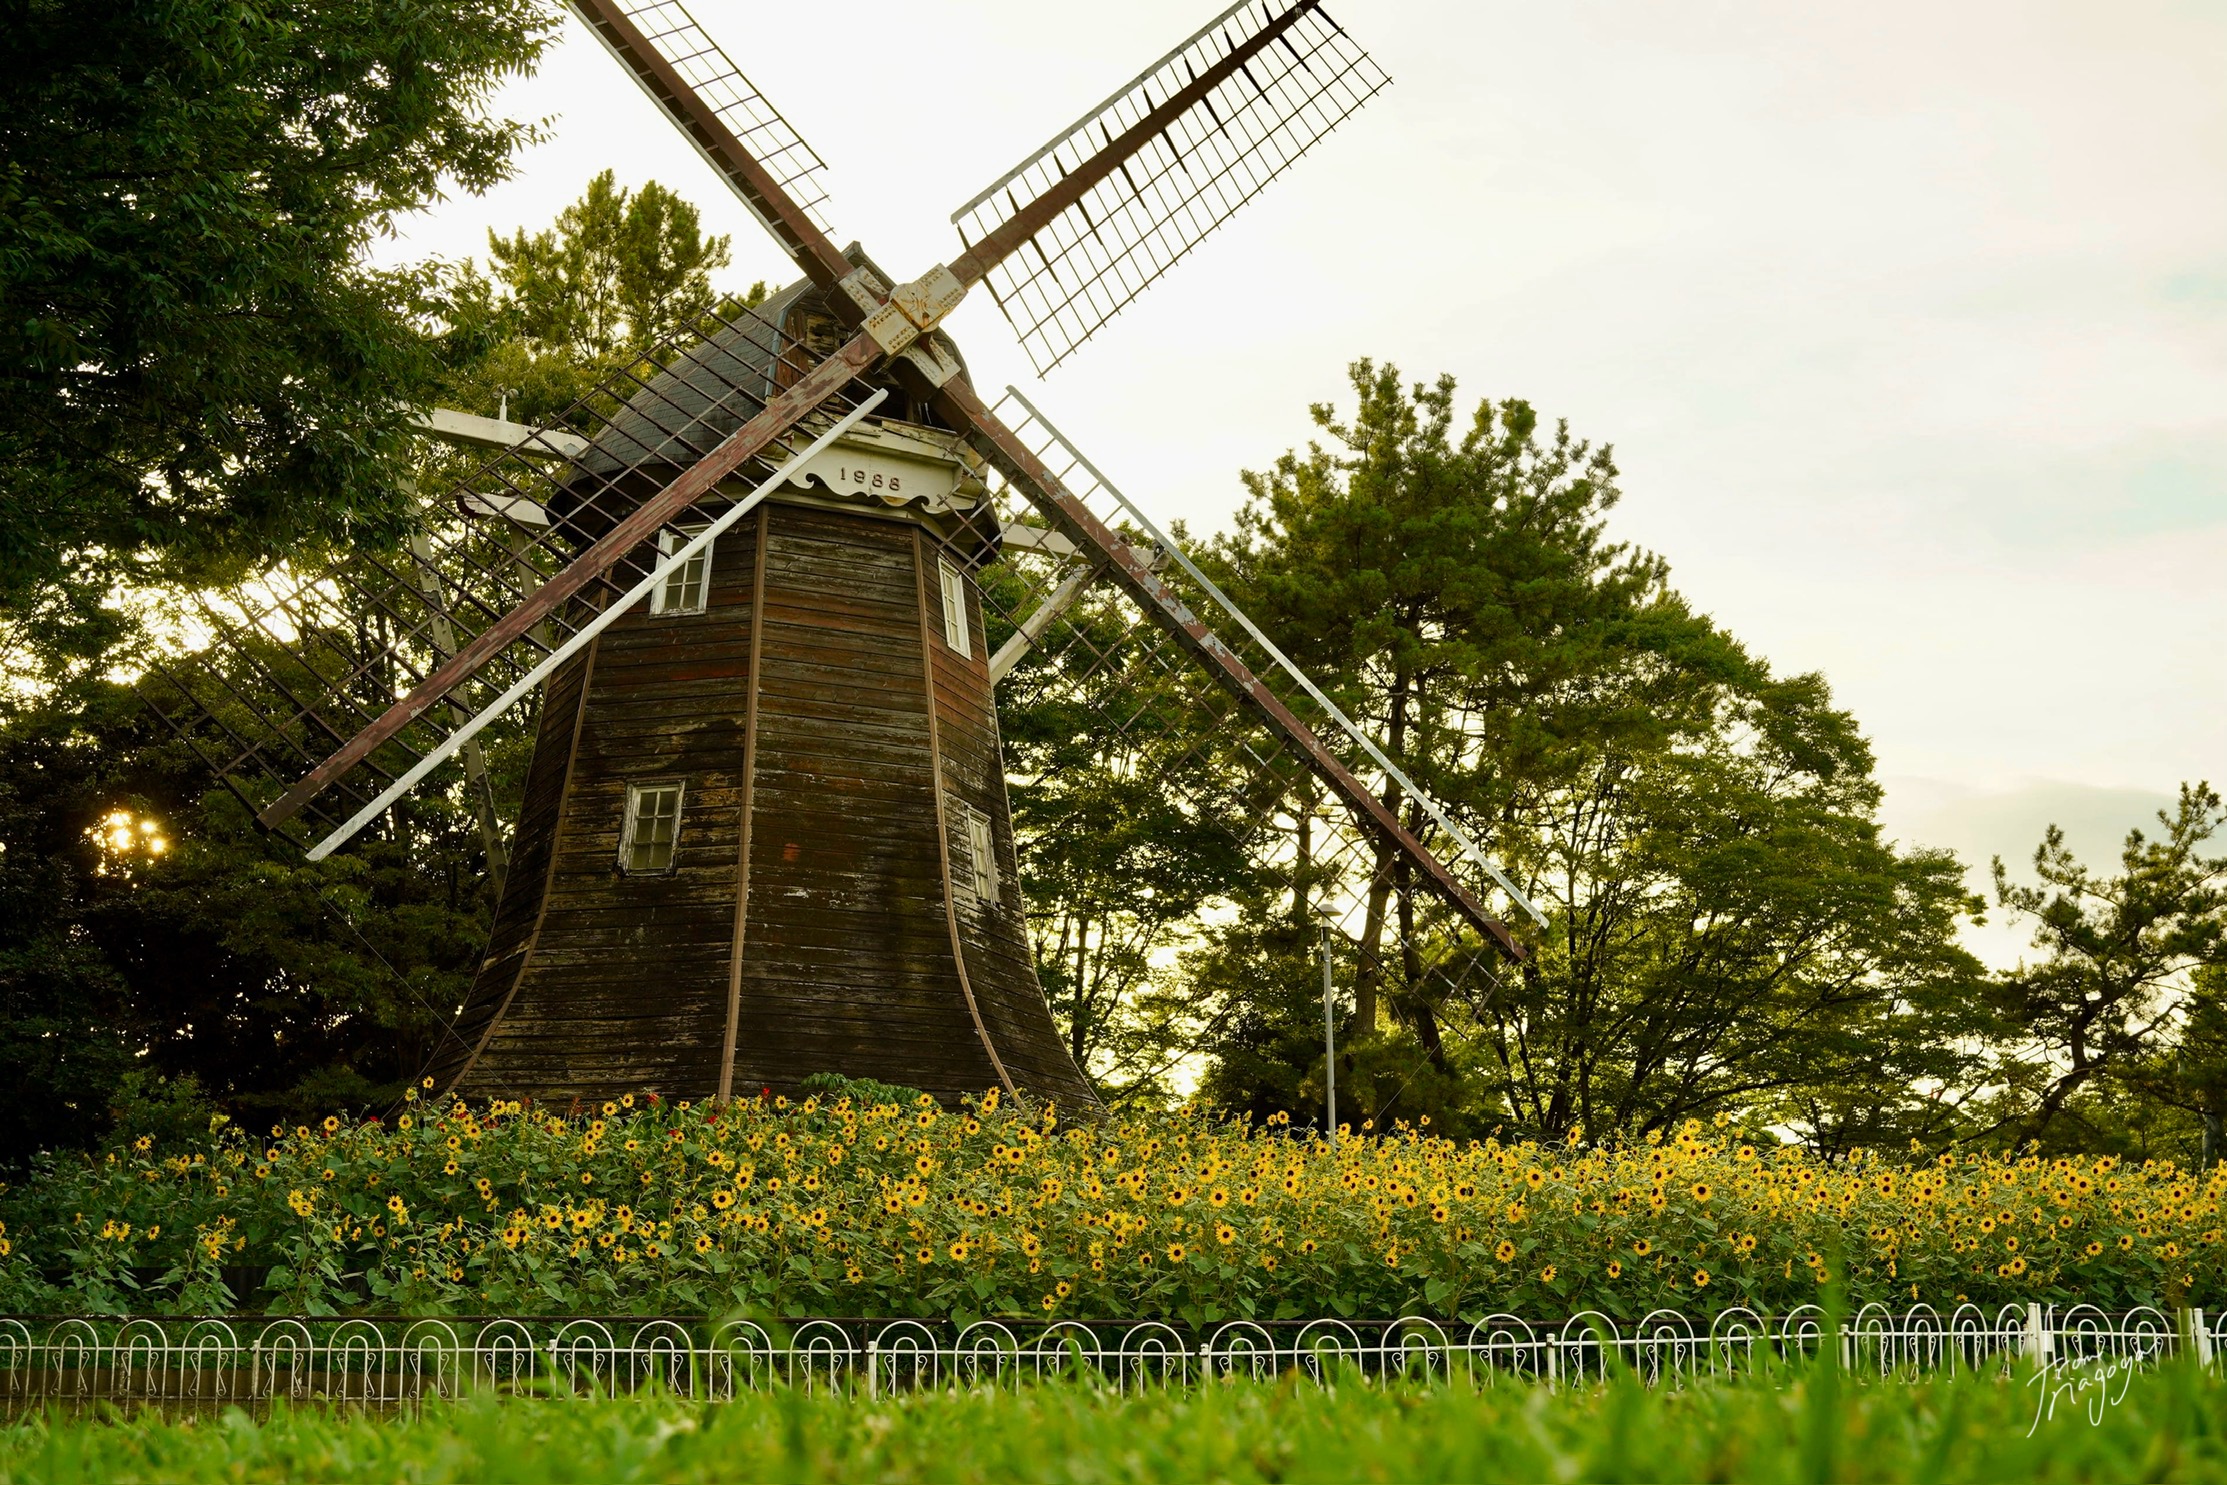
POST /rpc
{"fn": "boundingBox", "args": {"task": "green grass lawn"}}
[3,1362,2224,1484]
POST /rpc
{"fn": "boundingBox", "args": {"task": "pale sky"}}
[384,0,2227,964]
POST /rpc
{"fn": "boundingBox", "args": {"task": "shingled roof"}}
[571,246,961,486]
[569,275,815,483]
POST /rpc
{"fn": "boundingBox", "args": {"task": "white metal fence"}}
[0,1305,2206,1410]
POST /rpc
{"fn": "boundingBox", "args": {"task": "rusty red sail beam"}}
[568,0,852,290]
[935,377,1525,963]
[257,333,882,830]
[947,0,1322,288]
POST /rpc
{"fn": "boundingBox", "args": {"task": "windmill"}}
[145,0,1547,1112]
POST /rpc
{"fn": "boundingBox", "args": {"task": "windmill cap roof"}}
[569,246,962,483]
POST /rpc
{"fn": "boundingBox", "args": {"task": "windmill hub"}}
[843,263,970,364]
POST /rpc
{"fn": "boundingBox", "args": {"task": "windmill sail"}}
[143,295,878,848]
[950,0,1390,372]
[573,0,836,264]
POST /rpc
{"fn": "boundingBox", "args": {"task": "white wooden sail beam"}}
[303,392,887,860]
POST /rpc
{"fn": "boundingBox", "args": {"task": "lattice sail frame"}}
[903,392,1528,1086]
[579,0,835,239]
[142,298,874,847]
[952,0,1390,373]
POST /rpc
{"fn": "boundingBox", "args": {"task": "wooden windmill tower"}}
[147,0,1544,1111]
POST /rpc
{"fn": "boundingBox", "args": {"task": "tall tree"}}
[1211,362,1668,1048]
[1501,668,1988,1145]
[483,169,734,361]
[0,0,559,638]
[1198,363,1988,1142]
[1985,783,2227,1148]
[2117,963,2227,1165]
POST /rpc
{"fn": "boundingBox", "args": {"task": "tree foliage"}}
[0,171,743,1160]
[1194,363,1988,1145]
[437,169,756,430]
[483,169,735,363]
[993,565,1265,1099]
[0,0,560,633]
[1984,784,2227,1151]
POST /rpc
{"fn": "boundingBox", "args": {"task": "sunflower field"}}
[0,1087,2219,1322]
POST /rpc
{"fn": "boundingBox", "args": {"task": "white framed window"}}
[937,556,971,658]
[650,526,710,615]
[619,781,685,874]
[953,798,999,907]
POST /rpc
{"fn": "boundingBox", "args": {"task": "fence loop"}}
[0,1305,2197,1410]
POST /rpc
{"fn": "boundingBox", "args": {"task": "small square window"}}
[620,782,685,874]
[937,557,970,659]
[953,798,999,907]
[651,527,710,615]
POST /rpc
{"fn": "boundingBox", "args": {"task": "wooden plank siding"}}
[925,543,1096,1102]
[432,494,1098,1110]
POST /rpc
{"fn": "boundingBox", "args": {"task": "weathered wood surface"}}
[431,497,1096,1109]
[922,535,1094,1099]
